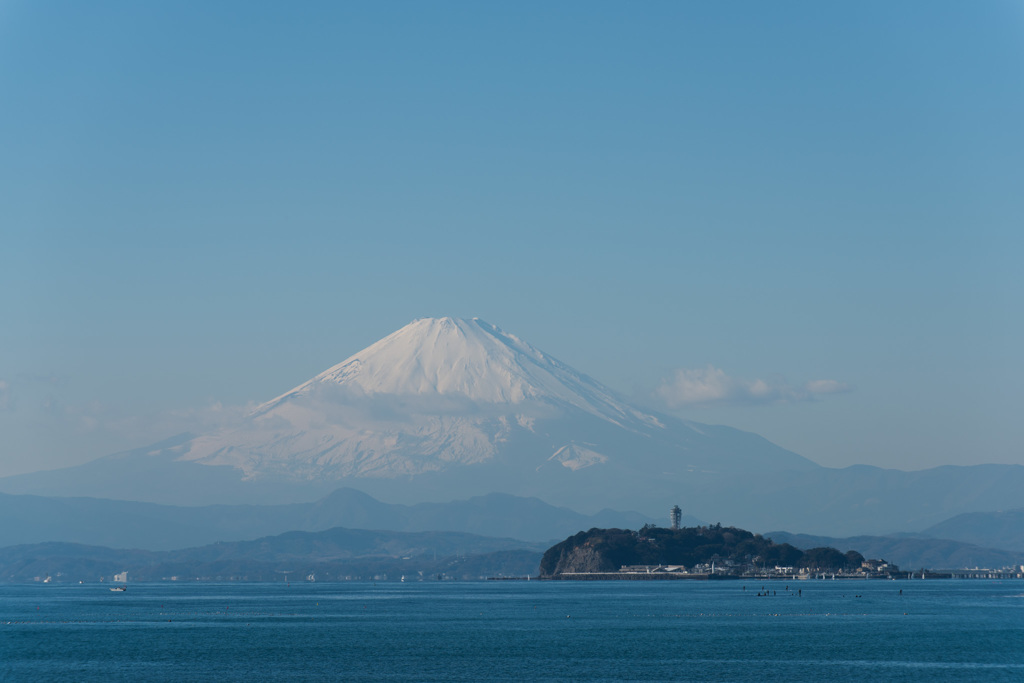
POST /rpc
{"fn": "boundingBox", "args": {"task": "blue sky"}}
[2,1,1022,476]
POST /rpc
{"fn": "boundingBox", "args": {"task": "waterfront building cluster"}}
[548,562,1024,581]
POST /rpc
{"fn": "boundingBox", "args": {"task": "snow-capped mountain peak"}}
[253,317,659,428]
[175,316,813,489]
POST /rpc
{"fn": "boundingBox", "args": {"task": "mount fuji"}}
[4,317,1024,537]
[179,317,814,484]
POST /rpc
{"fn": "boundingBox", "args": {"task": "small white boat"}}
[110,571,128,592]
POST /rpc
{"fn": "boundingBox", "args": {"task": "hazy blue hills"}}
[0,433,317,506]
[692,462,1024,537]
[0,488,666,551]
[0,526,545,583]
[918,509,1024,554]
[7,522,1020,584]
[7,432,1024,539]
[766,531,1024,571]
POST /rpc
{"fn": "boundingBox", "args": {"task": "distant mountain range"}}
[920,508,1024,554]
[8,521,1018,585]
[3,484,1014,572]
[0,488,667,551]
[0,527,545,583]
[766,531,1024,571]
[3,317,1023,538]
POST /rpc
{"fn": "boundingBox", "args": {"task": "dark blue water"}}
[3,580,1022,681]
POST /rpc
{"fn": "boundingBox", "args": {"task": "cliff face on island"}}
[539,525,868,577]
[540,541,616,574]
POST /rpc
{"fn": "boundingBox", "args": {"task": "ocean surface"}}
[3,579,1022,682]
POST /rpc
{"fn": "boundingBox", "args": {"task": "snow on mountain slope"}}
[181,317,667,479]
[172,316,816,488]
[253,317,661,429]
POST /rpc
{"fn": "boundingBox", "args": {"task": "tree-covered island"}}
[540,525,902,579]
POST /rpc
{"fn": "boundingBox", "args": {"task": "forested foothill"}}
[540,524,878,577]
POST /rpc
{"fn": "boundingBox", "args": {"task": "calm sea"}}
[2,579,1022,681]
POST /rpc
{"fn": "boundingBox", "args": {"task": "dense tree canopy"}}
[540,525,867,576]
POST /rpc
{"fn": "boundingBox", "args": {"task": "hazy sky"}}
[2,1,1022,477]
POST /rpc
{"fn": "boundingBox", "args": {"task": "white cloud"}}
[655,365,850,408]
[654,366,734,404]
[804,379,849,395]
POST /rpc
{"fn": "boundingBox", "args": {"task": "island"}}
[539,524,912,580]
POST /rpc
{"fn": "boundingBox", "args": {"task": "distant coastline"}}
[538,525,1024,581]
